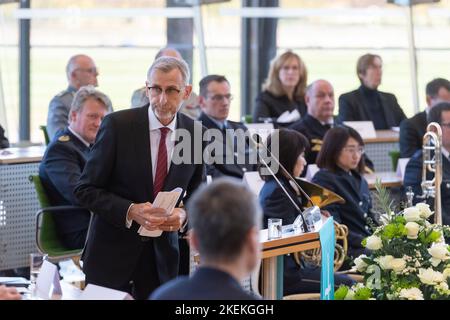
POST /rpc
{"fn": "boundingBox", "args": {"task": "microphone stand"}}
[250,133,321,233]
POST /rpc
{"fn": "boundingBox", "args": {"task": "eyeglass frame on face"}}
[206,93,233,102]
[440,122,450,129]
[342,145,365,155]
[147,85,184,98]
[75,67,98,75]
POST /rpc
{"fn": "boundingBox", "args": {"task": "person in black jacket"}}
[39,85,109,249]
[289,79,374,173]
[253,50,307,126]
[198,74,255,178]
[337,53,406,129]
[151,178,261,300]
[403,102,450,226]
[399,78,450,158]
[312,126,378,259]
[0,124,9,149]
[259,129,354,295]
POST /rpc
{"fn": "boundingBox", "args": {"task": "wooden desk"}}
[0,146,46,270]
[365,171,403,189]
[364,130,399,172]
[259,228,321,300]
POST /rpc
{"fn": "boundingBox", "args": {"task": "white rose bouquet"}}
[335,201,450,300]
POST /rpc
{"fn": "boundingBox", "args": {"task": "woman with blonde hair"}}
[253,51,307,125]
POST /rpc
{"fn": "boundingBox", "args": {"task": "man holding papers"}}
[75,57,205,299]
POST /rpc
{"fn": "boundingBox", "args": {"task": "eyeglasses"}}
[207,94,233,102]
[75,67,98,74]
[343,146,365,155]
[147,86,182,98]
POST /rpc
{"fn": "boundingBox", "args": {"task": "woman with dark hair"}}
[312,126,377,259]
[253,51,307,125]
[0,124,9,149]
[259,129,354,295]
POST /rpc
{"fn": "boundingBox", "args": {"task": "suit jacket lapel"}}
[134,105,153,199]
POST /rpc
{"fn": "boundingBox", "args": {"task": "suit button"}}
[359,201,363,206]
[363,213,368,218]
[446,183,450,189]
[365,226,369,231]
[242,168,247,172]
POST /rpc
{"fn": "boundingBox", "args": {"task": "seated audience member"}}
[403,102,450,226]
[39,86,109,249]
[47,54,113,140]
[312,126,378,259]
[289,79,374,173]
[0,285,21,300]
[0,124,9,149]
[337,53,406,129]
[400,78,450,158]
[198,74,255,178]
[130,46,201,119]
[150,178,261,300]
[259,129,354,295]
[253,50,307,126]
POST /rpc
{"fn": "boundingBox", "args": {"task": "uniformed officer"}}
[46,54,113,140]
[312,126,378,260]
[198,74,256,179]
[404,101,450,226]
[40,85,109,249]
[290,79,374,174]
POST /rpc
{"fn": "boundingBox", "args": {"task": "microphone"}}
[250,133,322,233]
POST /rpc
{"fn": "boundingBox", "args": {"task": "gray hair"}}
[65,54,90,80]
[70,85,109,119]
[147,56,190,85]
[187,178,261,263]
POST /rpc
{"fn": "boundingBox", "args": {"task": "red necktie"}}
[153,127,170,198]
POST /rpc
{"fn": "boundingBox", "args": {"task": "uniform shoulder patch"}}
[58,135,70,142]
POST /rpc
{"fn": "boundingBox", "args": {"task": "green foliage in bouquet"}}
[335,183,450,300]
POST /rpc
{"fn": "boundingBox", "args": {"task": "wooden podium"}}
[259,227,321,300]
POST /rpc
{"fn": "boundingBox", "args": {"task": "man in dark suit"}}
[337,53,406,129]
[403,102,450,226]
[198,74,255,179]
[399,78,450,158]
[290,79,374,173]
[0,124,9,149]
[39,86,109,249]
[75,57,205,299]
[151,178,261,300]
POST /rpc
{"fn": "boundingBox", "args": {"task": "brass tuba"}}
[421,122,443,225]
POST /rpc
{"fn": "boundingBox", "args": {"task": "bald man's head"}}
[305,80,335,123]
[66,54,98,89]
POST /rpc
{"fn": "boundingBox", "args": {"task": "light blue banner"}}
[320,217,334,300]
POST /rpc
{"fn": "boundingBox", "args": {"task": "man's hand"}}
[128,202,168,231]
[0,285,21,300]
[158,208,186,232]
[321,210,331,218]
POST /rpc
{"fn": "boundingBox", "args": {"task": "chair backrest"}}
[29,175,81,260]
[39,125,50,145]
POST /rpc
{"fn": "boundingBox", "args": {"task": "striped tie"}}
[153,127,170,198]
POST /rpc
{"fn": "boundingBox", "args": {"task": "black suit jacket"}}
[312,168,375,258]
[399,111,427,158]
[150,267,258,300]
[253,90,307,126]
[39,128,91,241]
[198,112,256,179]
[0,124,9,149]
[403,150,450,226]
[338,86,406,128]
[75,105,205,293]
[289,115,375,173]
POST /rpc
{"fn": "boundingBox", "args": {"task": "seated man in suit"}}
[403,102,450,226]
[40,85,109,249]
[130,47,201,119]
[400,78,450,158]
[0,124,9,149]
[47,54,113,140]
[198,74,256,178]
[290,79,374,173]
[338,53,406,129]
[150,178,261,300]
